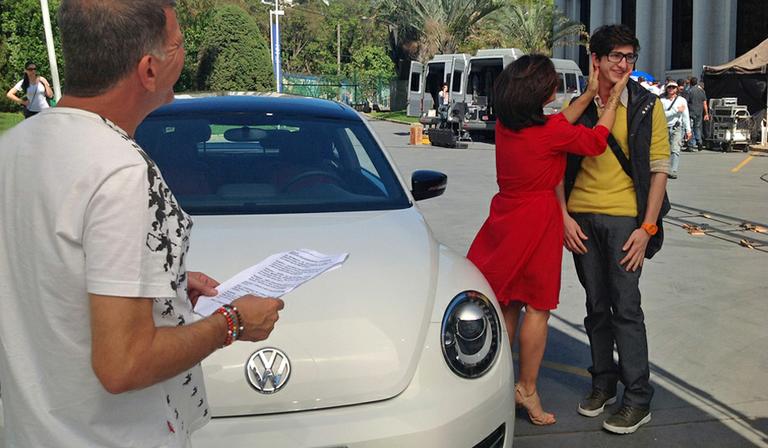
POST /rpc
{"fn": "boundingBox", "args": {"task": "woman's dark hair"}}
[589,24,640,58]
[493,54,559,131]
[21,61,35,91]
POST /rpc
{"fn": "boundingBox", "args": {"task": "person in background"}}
[563,24,670,435]
[676,78,689,101]
[6,61,53,118]
[660,81,691,178]
[468,54,627,426]
[437,82,450,120]
[438,82,450,106]
[686,77,709,151]
[0,1,284,447]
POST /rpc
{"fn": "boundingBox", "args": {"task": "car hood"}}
[188,207,439,416]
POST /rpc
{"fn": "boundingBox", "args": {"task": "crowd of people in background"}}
[632,74,710,179]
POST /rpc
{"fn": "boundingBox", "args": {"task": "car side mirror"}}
[411,170,447,201]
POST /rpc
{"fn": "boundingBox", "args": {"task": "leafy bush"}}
[196,4,274,92]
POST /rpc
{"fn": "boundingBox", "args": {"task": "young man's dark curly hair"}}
[589,24,640,58]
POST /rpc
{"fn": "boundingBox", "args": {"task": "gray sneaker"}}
[577,389,617,417]
[602,405,651,434]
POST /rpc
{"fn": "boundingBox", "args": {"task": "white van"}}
[459,48,525,134]
[406,53,470,118]
[544,58,585,115]
[456,52,585,135]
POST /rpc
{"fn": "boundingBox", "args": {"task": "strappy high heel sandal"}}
[515,383,556,426]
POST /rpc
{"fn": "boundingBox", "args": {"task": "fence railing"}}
[282,73,402,111]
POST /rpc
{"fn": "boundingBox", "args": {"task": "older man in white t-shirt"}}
[0,1,284,447]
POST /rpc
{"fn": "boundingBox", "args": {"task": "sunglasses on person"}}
[26,66,37,71]
[606,52,638,64]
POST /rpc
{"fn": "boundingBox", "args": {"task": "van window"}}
[557,73,565,93]
[467,58,503,97]
[409,72,421,92]
[565,73,578,93]
[451,70,462,92]
[426,62,447,109]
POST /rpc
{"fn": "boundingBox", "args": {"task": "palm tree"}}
[493,1,587,56]
[376,0,505,62]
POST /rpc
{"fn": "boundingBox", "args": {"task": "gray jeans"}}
[690,113,704,147]
[668,125,684,174]
[572,213,654,409]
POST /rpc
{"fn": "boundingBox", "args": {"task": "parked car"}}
[126,94,513,447]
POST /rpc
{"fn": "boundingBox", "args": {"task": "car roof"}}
[148,93,361,121]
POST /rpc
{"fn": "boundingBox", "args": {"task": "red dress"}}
[467,113,609,310]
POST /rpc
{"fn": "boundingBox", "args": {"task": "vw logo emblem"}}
[245,348,291,394]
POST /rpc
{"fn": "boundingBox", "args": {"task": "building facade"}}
[553,0,767,82]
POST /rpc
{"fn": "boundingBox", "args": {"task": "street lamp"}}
[263,0,330,93]
[262,0,285,93]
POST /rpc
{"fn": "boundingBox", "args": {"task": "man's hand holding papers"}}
[194,249,349,318]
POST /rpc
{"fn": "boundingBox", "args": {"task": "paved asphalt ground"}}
[369,118,768,448]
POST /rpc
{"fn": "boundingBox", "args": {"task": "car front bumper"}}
[192,322,515,447]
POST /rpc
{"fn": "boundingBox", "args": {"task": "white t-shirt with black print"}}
[0,108,209,448]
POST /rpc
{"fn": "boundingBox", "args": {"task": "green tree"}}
[376,0,505,63]
[492,1,586,55]
[280,6,334,74]
[347,44,395,102]
[280,0,389,76]
[196,4,274,91]
[176,0,215,92]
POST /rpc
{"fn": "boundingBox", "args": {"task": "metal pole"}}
[273,0,284,93]
[268,9,274,64]
[40,0,61,101]
[337,23,341,76]
[762,73,767,146]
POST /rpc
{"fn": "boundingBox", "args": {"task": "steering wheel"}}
[280,170,346,193]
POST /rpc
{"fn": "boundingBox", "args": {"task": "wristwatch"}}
[641,222,658,236]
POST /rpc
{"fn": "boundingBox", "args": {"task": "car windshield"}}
[135,111,410,215]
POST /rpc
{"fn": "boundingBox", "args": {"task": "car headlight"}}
[441,290,501,378]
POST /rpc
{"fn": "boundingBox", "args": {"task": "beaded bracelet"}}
[224,304,245,336]
[215,306,241,346]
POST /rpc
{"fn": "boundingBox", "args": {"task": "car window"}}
[135,113,410,215]
[344,128,376,174]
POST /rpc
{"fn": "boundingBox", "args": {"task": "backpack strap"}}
[665,96,678,111]
[607,134,632,178]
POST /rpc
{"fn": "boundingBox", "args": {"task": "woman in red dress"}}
[467,54,628,425]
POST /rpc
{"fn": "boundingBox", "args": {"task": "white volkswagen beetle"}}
[0,94,515,447]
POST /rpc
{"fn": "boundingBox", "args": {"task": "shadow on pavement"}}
[509,315,768,448]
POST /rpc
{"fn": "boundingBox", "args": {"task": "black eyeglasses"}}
[606,52,638,64]
[26,67,37,71]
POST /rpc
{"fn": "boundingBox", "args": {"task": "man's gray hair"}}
[58,0,177,97]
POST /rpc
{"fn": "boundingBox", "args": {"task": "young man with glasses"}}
[560,24,670,434]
